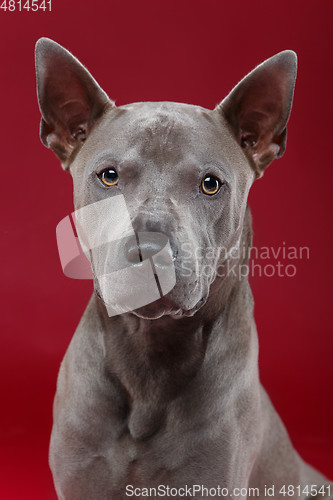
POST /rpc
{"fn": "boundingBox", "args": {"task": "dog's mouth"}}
[130,296,207,320]
[95,278,208,320]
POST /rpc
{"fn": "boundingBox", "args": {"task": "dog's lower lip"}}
[169,297,206,318]
[130,295,207,320]
[134,311,169,320]
[132,306,183,320]
[169,309,183,317]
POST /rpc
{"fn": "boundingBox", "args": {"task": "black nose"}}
[124,232,172,266]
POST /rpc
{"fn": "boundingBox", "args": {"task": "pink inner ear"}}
[43,68,92,126]
[219,50,296,173]
[59,100,90,137]
[240,133,257,149]
[36,39,112,165]
[238,110,280,151]
[38,46,108,139]
[236,70,287,142]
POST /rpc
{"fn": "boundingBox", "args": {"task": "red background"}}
[1,0,332,498]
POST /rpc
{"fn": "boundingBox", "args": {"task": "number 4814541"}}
[0,0,52,11]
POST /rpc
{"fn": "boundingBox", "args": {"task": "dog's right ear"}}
[35,38,113,169]
[216,51,297,178]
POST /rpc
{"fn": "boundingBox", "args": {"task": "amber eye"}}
[201,175,222,195]
[98,168,119,187]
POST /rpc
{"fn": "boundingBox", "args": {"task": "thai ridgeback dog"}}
[35,38,332,499]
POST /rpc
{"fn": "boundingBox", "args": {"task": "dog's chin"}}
[131,296,207,320]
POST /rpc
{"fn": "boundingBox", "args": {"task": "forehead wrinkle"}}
[127,110,194,166]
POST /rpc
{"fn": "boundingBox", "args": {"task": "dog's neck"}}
[96,208,258,440]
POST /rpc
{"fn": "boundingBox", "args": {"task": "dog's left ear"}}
[35,38,112,169]
[216,51,297,178]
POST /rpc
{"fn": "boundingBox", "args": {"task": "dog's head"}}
[35,38,296,320]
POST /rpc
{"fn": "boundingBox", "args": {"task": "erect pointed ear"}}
[216,51,297,178]
[35,38,113,169]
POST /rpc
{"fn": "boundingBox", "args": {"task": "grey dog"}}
[35,38,332,499]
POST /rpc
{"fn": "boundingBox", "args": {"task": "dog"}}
[35,38,332,499]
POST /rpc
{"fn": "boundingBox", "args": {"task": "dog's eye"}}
[201,175,222,196]
[98,168,119,187]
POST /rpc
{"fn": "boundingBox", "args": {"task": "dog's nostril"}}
[124,232,174,266]
[139,239,166,261]
[124,237,141,264]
